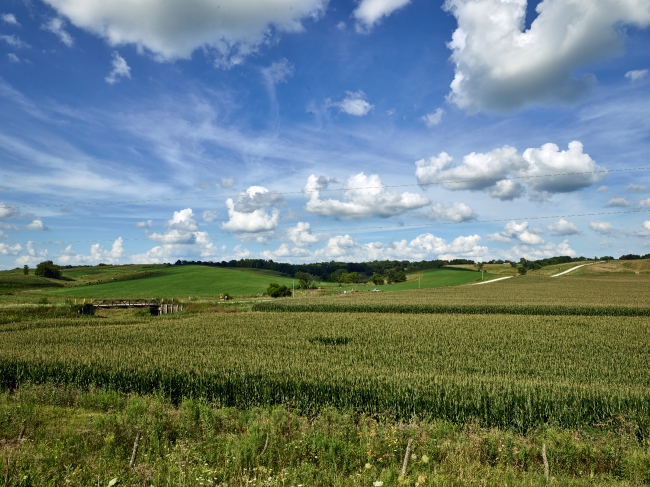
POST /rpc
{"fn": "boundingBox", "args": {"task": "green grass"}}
[0,273,65,290]
[42,265,296,299]
[27,265,485,299]
[320,267,485,292]
[3,384,649,487]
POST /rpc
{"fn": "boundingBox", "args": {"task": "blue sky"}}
[0,0,649,268]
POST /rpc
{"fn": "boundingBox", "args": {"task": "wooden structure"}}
[80,300,184,316]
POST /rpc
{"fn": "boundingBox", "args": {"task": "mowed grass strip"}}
[1,312,649,432]
[43,265,296,298]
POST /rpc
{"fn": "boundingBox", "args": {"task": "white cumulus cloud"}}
[41,0,326,65]
[604,197,631,208]
[26,219,49,231]
[427,201,476,222]
[0,203,20,219]
[14,242,48,266]
[310,232,487,262]
[590,220,614,234]
[547,219,580,236]
[353,0,411,32]
[626,69,648,81]
[304,173,430,219]
[136,220,153,229]
[640,198,650,209]
[415,141,603,200]
[133,209,216,262]
[42,18,74,47]
[222,186,280,233]
[105,52,131,84]
[0,243,22,256]
[507,240,576,261]
[626,184,648,193]
[2,13,19,26]
[420,108,444,127]
[445,0,650,112]
[201,210,218,223]
[488,220,544,245]
[286,222,320,247]
[150,208,204,244]
[57,237,125,265]
[329,91,374,116]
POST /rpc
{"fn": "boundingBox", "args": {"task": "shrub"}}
[267,282,292,298]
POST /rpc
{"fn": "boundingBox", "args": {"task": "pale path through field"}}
[471,276,514,285]
[551,262,602,277]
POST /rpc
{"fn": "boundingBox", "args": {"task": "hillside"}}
[43,265,296,299]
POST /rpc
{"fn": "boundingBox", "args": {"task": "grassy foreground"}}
[2,384,649,487]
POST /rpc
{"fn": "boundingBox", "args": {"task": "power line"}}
[14,207,650,247]
[2,166,647,210]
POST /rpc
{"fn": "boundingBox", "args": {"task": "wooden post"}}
[542,443,549,482]
[130,432,142,469]
[400,438,413,479]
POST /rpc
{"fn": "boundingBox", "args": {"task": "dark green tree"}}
[518,266,527,276]
[385,268,406,284]
[370,273,384,285]
[35,261,62,279]
[295,272,318,289]
[23,265,29,275]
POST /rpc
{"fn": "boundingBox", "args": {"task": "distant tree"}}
[370,273,385,285]
[35,261,62,279]
[295,272,318,289]
[476,262,485,272]
[23,265,29,275]
[510,261,518,268]
[517,266,527,276]
[266,282,292,298]
[329,269,347,283]
[385,269,406,284]
[340,272,362,284]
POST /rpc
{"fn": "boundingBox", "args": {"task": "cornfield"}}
[1,311,649,434]
[252,302,650,316]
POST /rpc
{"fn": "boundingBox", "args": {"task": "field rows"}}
[1,311,649,433]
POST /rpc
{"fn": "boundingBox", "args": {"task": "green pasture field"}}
[1,264,486,301]
[338,266,485,292]
[40,265,296,299]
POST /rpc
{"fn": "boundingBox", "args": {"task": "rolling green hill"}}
[341,267,484,291]
[35,265,484,299]
[44,265,296,299]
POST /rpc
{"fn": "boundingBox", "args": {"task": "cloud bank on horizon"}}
[0,0,649,268]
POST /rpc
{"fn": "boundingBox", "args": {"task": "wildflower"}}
[365,463,372,469]
[421,454,429,464]
[418,475,427,484]
[373,482,384,487]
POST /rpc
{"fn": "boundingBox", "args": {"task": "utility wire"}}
[2,166,647,210]
[15,208,650,247]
